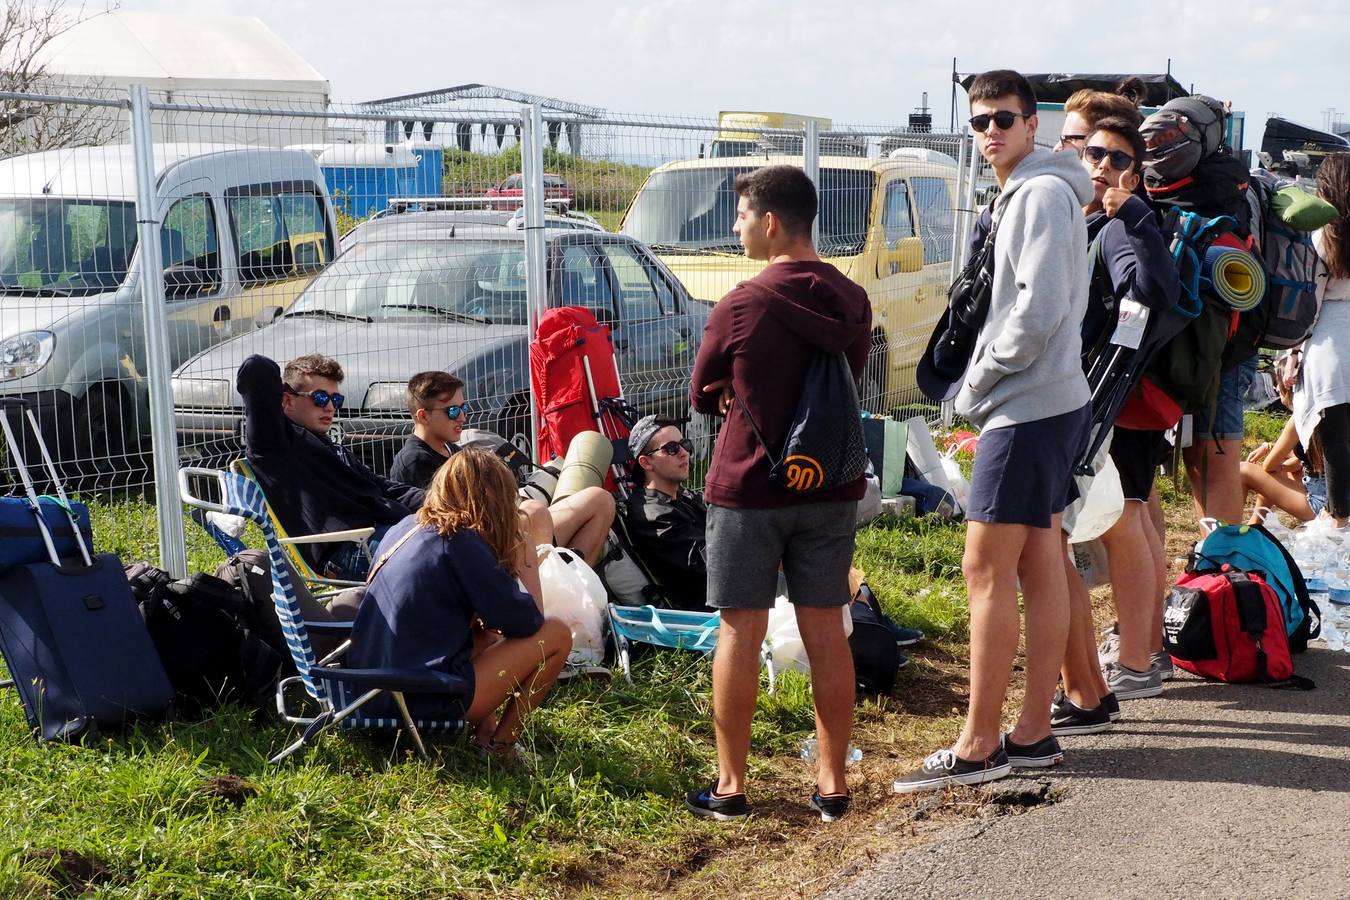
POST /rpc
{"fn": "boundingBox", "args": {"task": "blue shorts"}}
[966,404,1092,528]
[322,524,391,581]
[1304,474,1328,517]
[1190,355,1258,441]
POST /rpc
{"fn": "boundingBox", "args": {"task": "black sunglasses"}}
[643,438,693,457]
[1083,145,1136,171]
[969,110,1030,133]
[430,404,465,421]
[287,387,344,409]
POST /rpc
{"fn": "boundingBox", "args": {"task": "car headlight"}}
[0,330,55,381]
[363,381,409,413]
[172,377,233,408]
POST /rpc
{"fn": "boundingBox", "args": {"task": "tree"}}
[1,1,118,154]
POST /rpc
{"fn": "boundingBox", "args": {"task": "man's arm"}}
[1101,195,1180,312]
[966,184,1081,395]
[235,355,290,457]
[690,291,740,416]
[349,453,427,511]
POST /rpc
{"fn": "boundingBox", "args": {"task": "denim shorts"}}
[965,404,1091,528]
[1304,474,1328,517]
[705,500,857,610]
[321,524,390,581]
[1190,355,1258,441]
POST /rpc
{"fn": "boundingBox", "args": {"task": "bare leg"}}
[1101,503,1158,673]
[1184,439,1244,525]
[549,487,616,566]
[1008,515,1071,745]
[795,605,855,797]
[1146,489,1168,655]
[1238,462,1316,522]
[953,521,1029,762]
[466,618,573,748]
[712,607,770,796]
[1061,538,1106,709]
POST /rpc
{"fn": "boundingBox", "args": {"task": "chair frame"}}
[179,466,467,763]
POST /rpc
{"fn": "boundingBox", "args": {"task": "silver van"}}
[0,145,337,481]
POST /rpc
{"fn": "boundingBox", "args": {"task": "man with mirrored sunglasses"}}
[625,415,710,612]
[237,353,425,580]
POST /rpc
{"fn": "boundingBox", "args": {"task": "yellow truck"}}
[712,111,834,158]
[620,150,961,411]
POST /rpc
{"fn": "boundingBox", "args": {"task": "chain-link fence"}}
[1,85,985,574]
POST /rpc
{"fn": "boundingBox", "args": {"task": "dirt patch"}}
[199,773,257,808]
[20,848,117,896]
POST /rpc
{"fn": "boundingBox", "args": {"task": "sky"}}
[119,0,1350,149]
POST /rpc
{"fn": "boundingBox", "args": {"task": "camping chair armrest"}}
[317,666,470,696]
[280,527,376,545]
[303,620,354,633]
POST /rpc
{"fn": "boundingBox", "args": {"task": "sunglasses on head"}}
[430,404,465,421]
[1057,134,1087,155]
[1083,145,1136,171]
[287,387,344,409]
[643,438,693,457]
[969,110,1030,133]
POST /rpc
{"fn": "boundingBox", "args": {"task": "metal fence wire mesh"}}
[1,86,984,573]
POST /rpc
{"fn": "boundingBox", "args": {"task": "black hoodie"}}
[690,260,871,509]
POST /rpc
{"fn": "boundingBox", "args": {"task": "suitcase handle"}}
[178,466,231,515]
[0,402,92,567]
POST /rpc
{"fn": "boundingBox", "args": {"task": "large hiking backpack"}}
[1244,170,1340,351]
[126,563,287,715]
[1163,566,1312,688]
[1191,521,1320,651]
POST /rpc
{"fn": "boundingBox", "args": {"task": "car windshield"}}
[289,239,527,324]
[622,166,875,255]
[0,198,138,296]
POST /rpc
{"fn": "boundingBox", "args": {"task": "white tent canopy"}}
[33,10,331,145]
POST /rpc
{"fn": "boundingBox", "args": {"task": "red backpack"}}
[1162,565,1314,689]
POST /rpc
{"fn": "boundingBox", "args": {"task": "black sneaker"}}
[1049,696,1113,736]
[891,625,925,647]
[1002,732,1064,767]
[892,746,1011,794]
[896,651,911,669]
[1101,691,1121,722]
[809,789,851,822]
[685,781,750,821]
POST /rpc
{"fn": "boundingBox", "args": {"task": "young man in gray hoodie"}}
[895,69,1096,793]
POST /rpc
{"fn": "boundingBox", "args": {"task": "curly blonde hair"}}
[417,447,526,578]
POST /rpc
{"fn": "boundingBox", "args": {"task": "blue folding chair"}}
[179,467,467,763]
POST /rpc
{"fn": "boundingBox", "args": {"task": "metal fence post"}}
[128,83,188,577]
[802,120,821,250]
[520,103,548,464]
[949,133,968,282]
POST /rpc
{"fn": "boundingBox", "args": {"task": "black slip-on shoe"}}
[1002,732,1065,768]
[809,789,852,822]
[685,781,750,821]
[892,746,1011,794]
[1050,696,1113,736]
[1102,691,1121,722]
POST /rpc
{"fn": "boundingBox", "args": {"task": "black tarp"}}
[954,72,1187,106]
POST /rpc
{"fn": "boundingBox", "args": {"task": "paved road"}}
[825,648,1350,900]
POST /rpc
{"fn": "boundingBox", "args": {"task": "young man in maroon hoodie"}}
[685,165,872,823]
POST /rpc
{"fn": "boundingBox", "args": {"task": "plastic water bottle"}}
[799,738,863,766]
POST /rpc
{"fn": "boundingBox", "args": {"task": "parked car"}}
[620,151,960,412]
[173,209,709,473]
[0,144,337,483]
[485,173,573,208]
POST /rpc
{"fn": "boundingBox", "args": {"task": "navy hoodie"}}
[690,260,871,509]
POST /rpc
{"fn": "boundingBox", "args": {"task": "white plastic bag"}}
[536,546,606,666]
[1064,434,1124,545]
[939,452,972,511]
[765,594,853,675]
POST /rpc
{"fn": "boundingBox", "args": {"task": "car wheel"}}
[862,339,889,416]
[499,396,534,461]
[74,384,144,491]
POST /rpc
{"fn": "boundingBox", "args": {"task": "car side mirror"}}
[880,237,924,277]
[255,305,283,328]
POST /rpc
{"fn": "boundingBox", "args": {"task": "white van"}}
[0,144,337,479]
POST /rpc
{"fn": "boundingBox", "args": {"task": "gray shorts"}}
[705,500,857,610]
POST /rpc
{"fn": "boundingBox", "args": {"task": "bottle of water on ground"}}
[799,737,863,766]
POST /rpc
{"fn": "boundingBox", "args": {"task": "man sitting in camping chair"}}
[237,353,425,581]
[625,416,711,611]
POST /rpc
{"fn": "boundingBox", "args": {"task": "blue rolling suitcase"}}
[0,401,173,741]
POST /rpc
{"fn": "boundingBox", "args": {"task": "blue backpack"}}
[1192,522,1320,652]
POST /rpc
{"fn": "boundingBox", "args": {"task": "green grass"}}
[0,496,971,898]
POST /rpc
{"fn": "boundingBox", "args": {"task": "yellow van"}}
[620,152,960,410]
